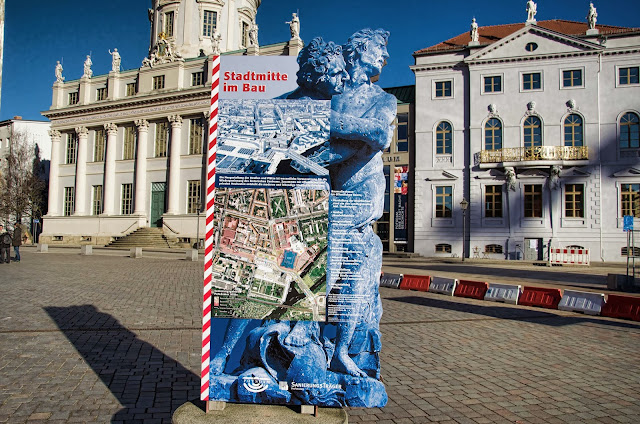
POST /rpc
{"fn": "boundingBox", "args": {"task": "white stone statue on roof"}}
[109,48,121,73]
[470,18,479,43]
[55,61,64,83]
[212,32,222,55]
[587,3,598,30]
[249,20,259,46]
[286,13,300,39]
[526,0,537,23]
[83,55,93,78]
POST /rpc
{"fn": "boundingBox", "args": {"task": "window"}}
[123,126,136,160]
[121,183,133,215]
[621,246,640,256]
[483,75,502,93]
[94,129,105,162]
[126,83,136,96]
[523,116,542,147]
[565,184,584,218]
[92,185,103,215]
[522,72,541,90]
[564,114,583,147]
[485,244,503,254]
[620,112,640,149]
[164,11,174,37]
[621,184,639,217]
[524,184,543,218]
[153,75,165,90]
[189,118,204,155]
[435,186,452,218]
[562,69,583,87]
[188,180,202,214]
[64,187,74,216]
[435,121,452,155]
[485,185,502,218]
[435,243,452,253]
[619,67,639,85]
[396,113,408,152]
[66,133,77,164]
[203,10,217,37]
[484,118,502,150]
[525,42,538,52]
[68,92,78,105]
[434,80,452,98]
[96,87,107,101]
[192,72,204,86]
[242,21,250,47]
[155,122,168,157]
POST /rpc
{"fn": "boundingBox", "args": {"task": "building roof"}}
[414,19,640,56]
[383,85,415,104]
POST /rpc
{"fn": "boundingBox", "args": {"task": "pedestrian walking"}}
[0,224,11,264]
[12,223,22,262]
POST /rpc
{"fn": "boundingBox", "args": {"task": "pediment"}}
[424,171,458,181]
[475,169,507,179]
[465,26,603,63]
[559,167,591,178]
[612,167,640,178]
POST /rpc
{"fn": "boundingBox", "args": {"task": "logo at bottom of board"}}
[242,376,270,393]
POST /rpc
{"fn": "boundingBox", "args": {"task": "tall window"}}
[242,21,250,47]
[123,126,136,160]
[96,87,107,101]
[619,67,639,85]
[126,83,136,96]
[620,112,640,149]
[121,183,133,215]
[435,186,452,218]
[188,180,202,214]
[92,185,103,216]
[189,118,204,155]
[68,92,78,105]
[524,184,543,218]
[621,184,640,217]
[94,129,105,162]
[562,69,582,87]
[524,116,542,148]
[436,121,452,155]
[484,118,502,150]
[66,133,77,164]
[522,72,541,90]
[155,122,169,157]
[153,75,165,90]
[435,81,452,98]
[396,113,409,152]
[485,185,502,218]
[564,114,583,147]
[483,75,502,93]
[164,11,174,37]
[64,187,75,216]
[565,184,584,218]
[192,72,204,86]
[203,10,217,37]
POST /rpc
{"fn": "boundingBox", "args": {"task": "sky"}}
[2,0,639,121]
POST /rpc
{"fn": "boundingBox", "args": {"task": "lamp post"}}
[460,198,469,261]
[195,200,201,249]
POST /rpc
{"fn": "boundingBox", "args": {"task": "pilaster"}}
[167,115,183,214]
[134,119,149,217]
[52,81,65,109]
[79,76,91,105]
[102,123,118,215]
[73,126,89,215]
[107,71,121,101]
[47,130,62,216]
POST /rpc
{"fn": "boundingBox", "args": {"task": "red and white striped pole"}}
[201,54,220,401]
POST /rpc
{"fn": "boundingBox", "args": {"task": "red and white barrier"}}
[549,248,590,266]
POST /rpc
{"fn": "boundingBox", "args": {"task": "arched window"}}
[523,116,542,147]
[484,118,502,150]
[620,112,640,149]
[436,121,452,155]
[564,114,583,147]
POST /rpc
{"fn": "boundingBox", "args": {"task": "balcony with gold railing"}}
[479,146,589,166]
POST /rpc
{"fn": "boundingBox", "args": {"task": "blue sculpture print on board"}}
[208,29,396,408]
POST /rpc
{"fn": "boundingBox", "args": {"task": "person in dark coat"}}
[12,223,22,262]
[0,224,11,264]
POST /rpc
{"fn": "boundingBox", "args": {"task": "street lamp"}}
[460,198,469,261]
[195,200,202,249]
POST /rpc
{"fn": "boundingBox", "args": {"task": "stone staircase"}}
[106,227,182,249]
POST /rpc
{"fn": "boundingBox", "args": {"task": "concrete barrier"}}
[130,247,143,258]
[399,274,431,292]
[429,277,457,296]
[186,249,198,261]
[380,273,403,289]
[36,243,48,252]
[80,245,93,255]
[558,290,605,315]
[484,283,521,304]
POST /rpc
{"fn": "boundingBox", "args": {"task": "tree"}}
[0,130,47,224]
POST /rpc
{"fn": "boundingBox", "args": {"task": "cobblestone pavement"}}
[0,250,639,423]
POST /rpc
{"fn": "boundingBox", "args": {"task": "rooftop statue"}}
[249,20,259,46]
[470,18,479,42]
[55,61,64,83]
[587,3,598,30]
[526,0,537,22]
[109,48,121,73]
[83,55,92,78]
[286,13,300,39]
[212,32,222,55]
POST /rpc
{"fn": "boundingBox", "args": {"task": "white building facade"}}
[412,11,640,262]
[41,0,302,246]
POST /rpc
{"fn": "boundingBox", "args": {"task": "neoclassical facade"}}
[41,0,302,246]
[412,5,640,262]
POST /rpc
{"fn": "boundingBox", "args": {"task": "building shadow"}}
[385,295,640,330]
[44,305,204,423]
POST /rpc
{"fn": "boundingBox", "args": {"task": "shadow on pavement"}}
[385,295,640,330]
[44,305,204,423]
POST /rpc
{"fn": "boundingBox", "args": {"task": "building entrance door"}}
[150,183,166,228]
[524,238,543,261]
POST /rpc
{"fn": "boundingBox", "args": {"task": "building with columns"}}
[40,0,303,246]
[411,3,640,262]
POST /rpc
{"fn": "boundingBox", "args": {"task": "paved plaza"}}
[0,249,639,423]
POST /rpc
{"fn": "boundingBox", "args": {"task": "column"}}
[102,123,118,215]
[73,126,89,216]
[167,115,183,214]
[134,119,149,216]
[47,130,62,216]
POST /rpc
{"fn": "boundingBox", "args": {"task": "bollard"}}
[130,247,143,258]
[36,243,48,252]
[186,249,198,261]
[80,245,92,255]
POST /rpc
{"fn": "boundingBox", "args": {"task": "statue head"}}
[296,37,348,98]
[343,28,390,78]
